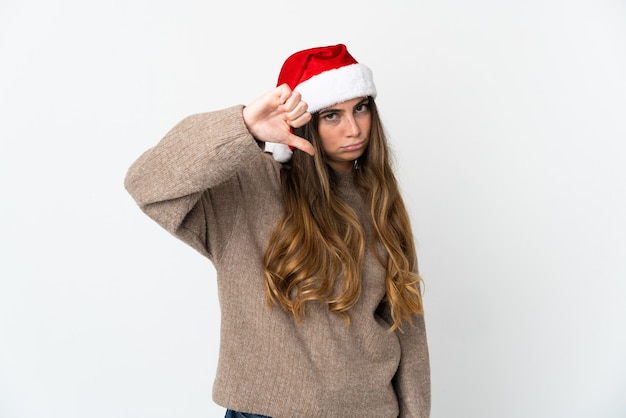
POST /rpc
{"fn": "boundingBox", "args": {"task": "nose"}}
[344,114,361,137]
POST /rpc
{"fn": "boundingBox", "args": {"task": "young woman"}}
[125,44,430,418]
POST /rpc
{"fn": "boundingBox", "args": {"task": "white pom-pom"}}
[264,142,293,163]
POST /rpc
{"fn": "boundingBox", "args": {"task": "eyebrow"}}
[319,98,370,115]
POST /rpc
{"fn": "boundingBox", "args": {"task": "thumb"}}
[285,131,315,156]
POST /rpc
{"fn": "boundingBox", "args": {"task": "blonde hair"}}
[262,99,423,332]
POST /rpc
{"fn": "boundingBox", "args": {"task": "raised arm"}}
[124,85,313,259]
[124,106,259,233]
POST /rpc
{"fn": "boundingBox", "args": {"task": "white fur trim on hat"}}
[295,63,377,113]
[264,142,293,163]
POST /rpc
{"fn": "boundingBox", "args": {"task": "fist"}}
[243,84,314,156]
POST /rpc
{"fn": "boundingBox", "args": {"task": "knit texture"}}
[124,106,430,417]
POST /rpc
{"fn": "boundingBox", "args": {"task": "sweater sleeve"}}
[375,265,431,418]
[124,105,265,260]
[393,312,431,418]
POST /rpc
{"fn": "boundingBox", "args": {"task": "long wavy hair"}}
[262,99,423,332]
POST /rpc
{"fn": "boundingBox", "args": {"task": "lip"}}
[341,141,366,152]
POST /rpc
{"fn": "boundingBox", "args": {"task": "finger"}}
[281,89,302,112]
[289,111,312,129]
[275,83,294,106]
[286,133,315,156]
[286,100,308,122]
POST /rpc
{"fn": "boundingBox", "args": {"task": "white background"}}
[1,1,625,417]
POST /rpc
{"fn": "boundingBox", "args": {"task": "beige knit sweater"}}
[124,105,430,417]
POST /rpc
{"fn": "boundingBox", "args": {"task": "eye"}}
[355,101,370,114]
[322,112,338,121]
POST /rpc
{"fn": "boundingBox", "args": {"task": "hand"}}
[242,84,314,156]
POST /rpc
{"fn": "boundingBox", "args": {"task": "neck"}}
[328,159,358,173]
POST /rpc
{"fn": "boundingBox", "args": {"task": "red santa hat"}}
[265,44,377,162]
[277,43,377,113]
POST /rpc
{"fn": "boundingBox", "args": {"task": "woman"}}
[125,44,430,418]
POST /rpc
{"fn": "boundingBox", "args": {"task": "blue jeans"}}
[224,409,272,418]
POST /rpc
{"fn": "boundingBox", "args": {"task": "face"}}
[317,97,372,172]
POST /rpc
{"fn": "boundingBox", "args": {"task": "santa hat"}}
[265,44,377,162]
